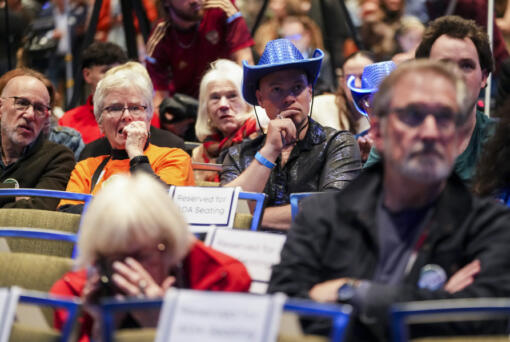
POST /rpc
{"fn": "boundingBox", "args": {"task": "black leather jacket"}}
[220,119,362,206]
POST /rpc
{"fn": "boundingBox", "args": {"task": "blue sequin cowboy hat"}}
[242,38,324,106]
[347,60,396,117]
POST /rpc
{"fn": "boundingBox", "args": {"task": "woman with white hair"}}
[59,62,195,212]
[51,173,251,342]
[192,59,259,181]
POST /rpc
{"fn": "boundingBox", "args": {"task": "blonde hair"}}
[195,59,252,142]
[77,173,192,267]
[93,61,154,123]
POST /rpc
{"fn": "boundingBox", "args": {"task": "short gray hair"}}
[372,59,469,124]
[195,59,252,142]
[77,173,192,267]
[93,61,154,123]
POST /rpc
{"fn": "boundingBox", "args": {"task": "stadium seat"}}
[100,295,352,342]
[0,189,92,258]
[2,288,81,342]
[391,298,510,342]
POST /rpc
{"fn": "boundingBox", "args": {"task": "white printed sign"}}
[205,228,287,292]
[155,289,286,342]
[0,287,20,342]
[169,186,240,233]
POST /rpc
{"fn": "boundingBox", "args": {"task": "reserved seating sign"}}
[169,186,240,233]
[155,289,285,342]
[205,228,287,293]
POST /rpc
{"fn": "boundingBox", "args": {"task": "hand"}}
[111,257,175,298]
[203,0,237,17]
[124,121,149,159]
[52,29,63,39]
[259,117,297,161]
[496,18,510,34]
[444,259,481,294]
[309,278,355,303]
[111,257,176,327]
[357,134,373,163]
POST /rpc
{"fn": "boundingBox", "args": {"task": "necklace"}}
[171,24,199,49]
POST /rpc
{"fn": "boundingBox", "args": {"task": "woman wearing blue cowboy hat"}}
[220,38,362,230]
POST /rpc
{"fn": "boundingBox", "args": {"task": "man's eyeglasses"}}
[4,96,51,118]
[102,104,148,118]
[391,104,460,133]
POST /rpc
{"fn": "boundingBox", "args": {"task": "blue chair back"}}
[0,188,92,212]
[100,296,352,342]
[238,191,267,230]
[290,192,317,220]
[391,298,510,342]
[17,290,81,342]
[0,189,91,258]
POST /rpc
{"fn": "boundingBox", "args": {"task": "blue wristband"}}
[226,11,242,24]
[255,151,275,169]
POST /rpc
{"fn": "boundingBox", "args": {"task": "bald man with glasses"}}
[0,68,75,210]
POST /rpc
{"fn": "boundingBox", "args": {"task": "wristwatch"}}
[337,279,359,303]
[129,155,149,167]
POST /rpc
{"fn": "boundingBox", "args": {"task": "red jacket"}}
[50,241,251,342]
[59,96,102,144]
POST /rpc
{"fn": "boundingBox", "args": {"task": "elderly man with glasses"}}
[0,68,75,210]
[59,62,194,213]
[269,60,510,341]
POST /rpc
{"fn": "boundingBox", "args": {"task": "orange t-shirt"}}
[59,144,194,207]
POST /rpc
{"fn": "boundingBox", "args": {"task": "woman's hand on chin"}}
[124,121,149,159]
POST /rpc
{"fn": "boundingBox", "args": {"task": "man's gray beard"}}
[399,154,452,184]
[383,132,453,184]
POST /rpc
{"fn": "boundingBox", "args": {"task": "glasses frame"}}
[102,104,148,118]
[389,105,461,134]
[3,96,51,119]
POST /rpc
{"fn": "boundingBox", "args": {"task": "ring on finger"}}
[138,279,148,292]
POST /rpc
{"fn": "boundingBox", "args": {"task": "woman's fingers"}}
[111,258,164,297]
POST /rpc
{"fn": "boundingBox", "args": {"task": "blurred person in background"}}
[360,0,405,60]
[145,0,254,111]
[58,41,128,144]
[312,51,375,157]
[253,0,310,57]
[51,173,251,342]
[0,0,30,75]
[279,15,335,94]
[392,15,424,64]
[23,0,87,107]
[94,0,158,58]
[473,99,510,205]
[193,59,259,182]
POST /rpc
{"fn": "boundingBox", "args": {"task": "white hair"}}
[195,59,253,142]
[77,173,192,267]
[93,61,154,123]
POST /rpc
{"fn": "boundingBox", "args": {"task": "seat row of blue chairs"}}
[6,288,510,342]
